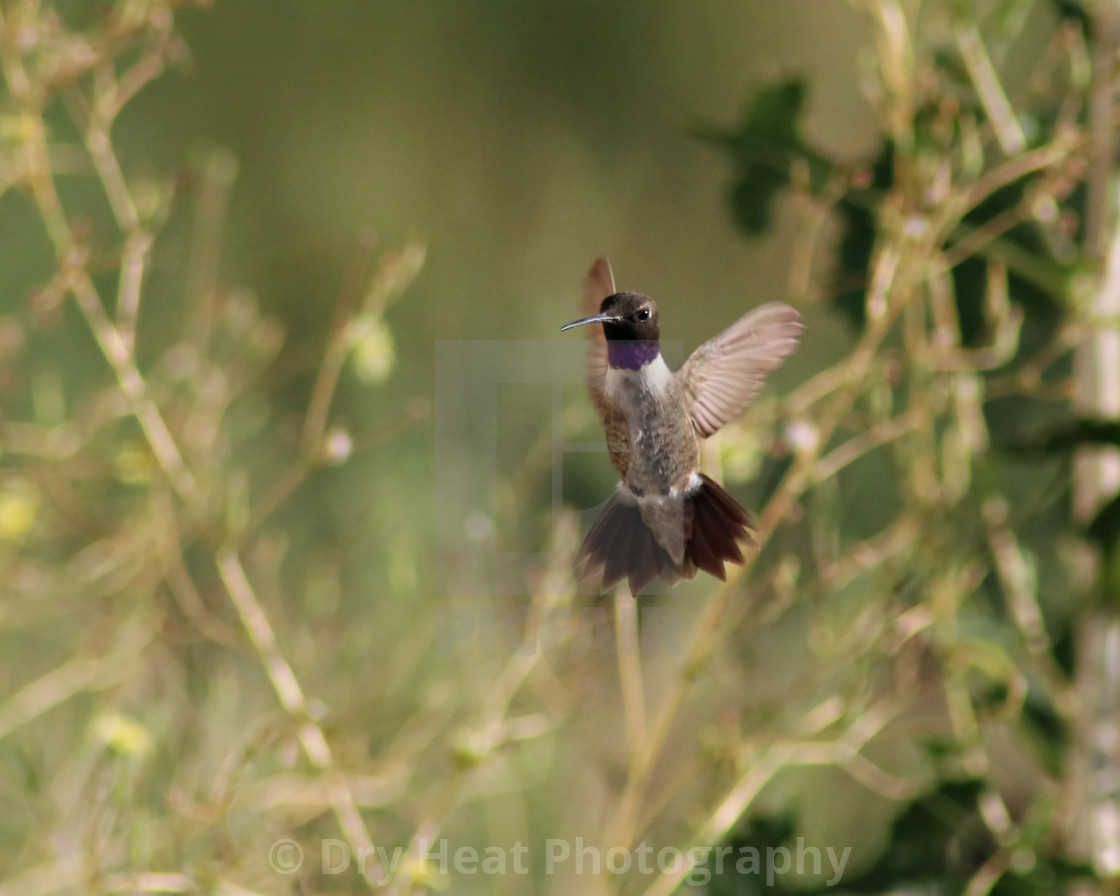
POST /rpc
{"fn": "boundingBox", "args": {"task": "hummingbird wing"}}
[581,257,633,478]
[583,256,616,398]
[681,302,802,438]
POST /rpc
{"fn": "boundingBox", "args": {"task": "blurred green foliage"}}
[699,2,1119,893]
[1,1,1119,895]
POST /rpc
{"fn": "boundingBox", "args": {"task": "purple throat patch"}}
[607,340,660,370]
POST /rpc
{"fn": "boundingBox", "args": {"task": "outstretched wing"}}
[681,303,802,438]
[582,256,616,400]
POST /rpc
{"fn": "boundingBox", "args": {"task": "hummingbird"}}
[561,258,802,594]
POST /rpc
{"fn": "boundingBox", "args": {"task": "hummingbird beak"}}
[560,311,620,332]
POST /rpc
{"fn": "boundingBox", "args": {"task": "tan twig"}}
[615,589,648,767]
[302,229,378,455]
[68,269,201,504]
[215,548,384,887]
[955,22,1026,156]
[0,617,152,741]
[16,83,201,505]
[634,712,915,896]
[115,230,151,355]
[187,148,238,337]
[813,408,923,482]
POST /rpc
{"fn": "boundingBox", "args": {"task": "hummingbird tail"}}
[681,474,756,582]
[576,475,756,594]
[576,491,681,595]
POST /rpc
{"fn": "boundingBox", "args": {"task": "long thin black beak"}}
[560,312,619,332]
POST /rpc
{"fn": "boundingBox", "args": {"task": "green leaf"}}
[999,418,1120,455]
[1051,0,1092,37]
[1087,492,1120,551]
[697,78,819,236]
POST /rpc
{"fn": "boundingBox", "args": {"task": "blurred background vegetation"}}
[2,0,1120,894]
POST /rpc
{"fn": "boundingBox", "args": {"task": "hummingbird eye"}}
[637,308,651,322]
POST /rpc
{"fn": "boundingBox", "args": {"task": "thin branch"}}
[605,584,733,849]
[83,114,140,230]
[615,590,647,768]
[392,587,579,892]
[634,697,910,896]
[18,92,200,505]
[301,229,378,455]
[981,497,1051,656]
[0,619,152,741]
[187,148,238,339]
[813,408,923,482]
[955,22,1026,156]
[215,549,384,888]
[116,230,151,355]
[69,269,201,504]
[958,137,1081,223]
[962,851,1012,896]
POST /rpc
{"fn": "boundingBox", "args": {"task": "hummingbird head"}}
[561,291,660,342]
[561,292,661,370]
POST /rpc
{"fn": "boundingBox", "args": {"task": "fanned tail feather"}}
[681,474,752,580]
[578,493,677,594]
[576,475,755,594]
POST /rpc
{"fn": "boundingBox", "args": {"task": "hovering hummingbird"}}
[562,258,802,594]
